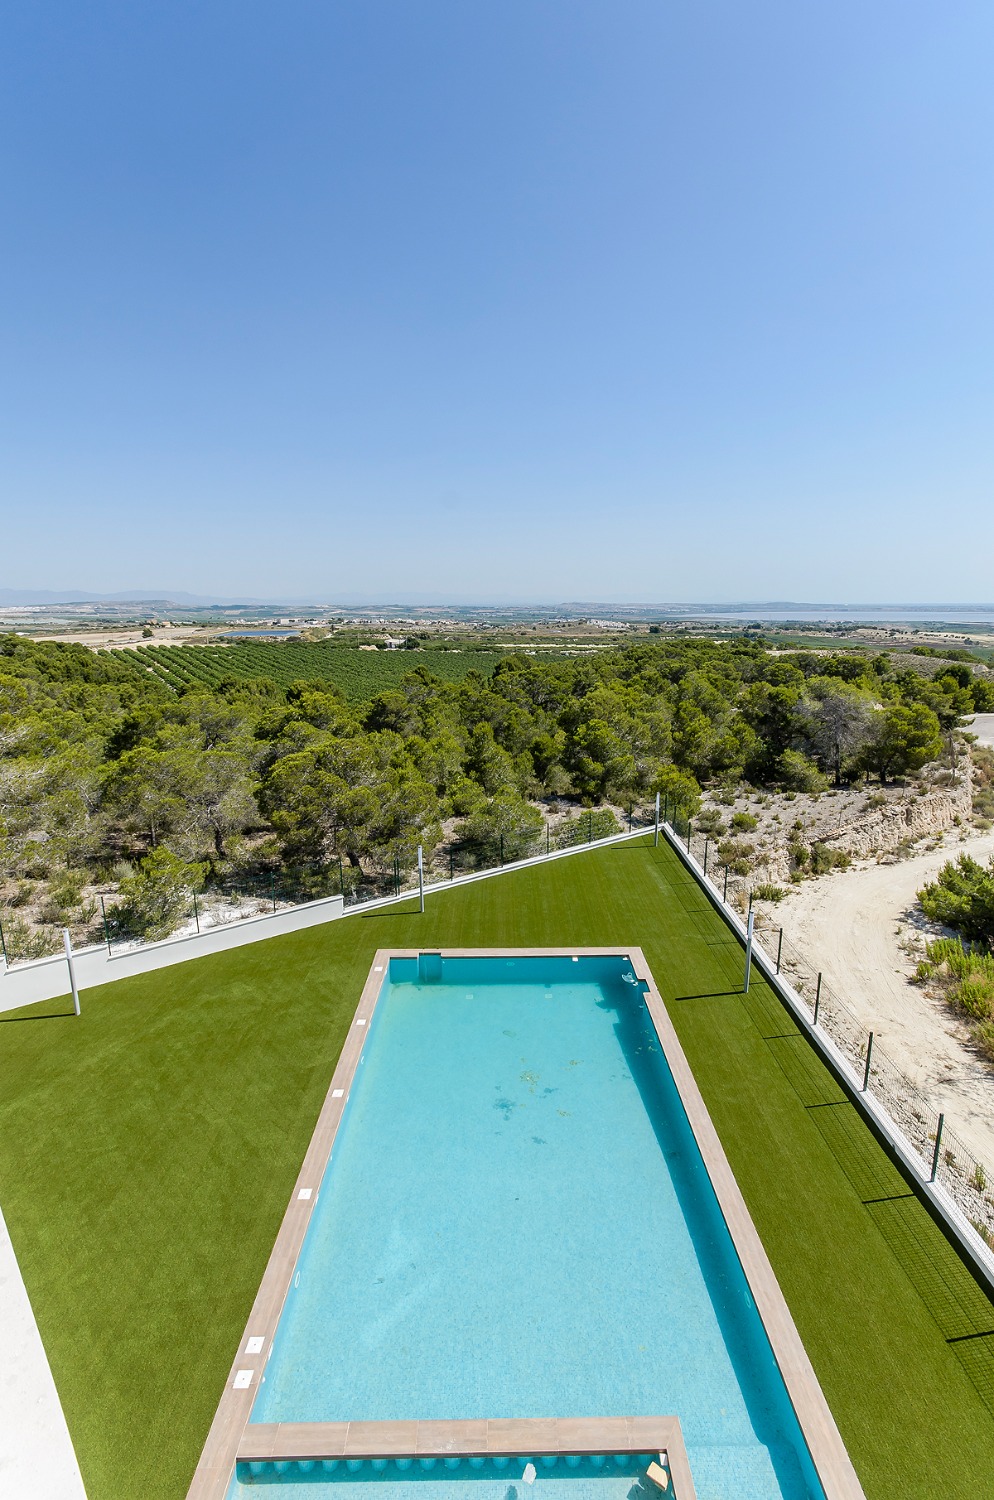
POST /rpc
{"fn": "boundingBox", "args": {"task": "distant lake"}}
[678,607,994,626]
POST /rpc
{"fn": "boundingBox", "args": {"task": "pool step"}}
[685,1440,802,1500]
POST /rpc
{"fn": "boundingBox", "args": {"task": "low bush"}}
[731,811,759,832]
[919,854,994,949]
[808,842,851,875]
[108,849,207,942]
[695,808,726,836]
[777,749,829,793]
[0,912,57,962]
[923,938,994,1054]
[956,978,994,1019]
[552,808,620,848]
[972,746,994,822]
[717,839,755,867]
[752,882,787,902]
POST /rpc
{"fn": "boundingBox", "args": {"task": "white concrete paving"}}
[0,1203,86,1499]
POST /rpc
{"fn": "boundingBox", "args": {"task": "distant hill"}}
[0,588,313,607]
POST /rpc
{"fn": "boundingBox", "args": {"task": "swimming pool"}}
[188,950,863,1500]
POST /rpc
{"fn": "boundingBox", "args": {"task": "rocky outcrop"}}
[823,773,972,859]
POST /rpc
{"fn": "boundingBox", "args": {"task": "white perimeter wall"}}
[0,825,658,1016]
[0,893,345,1014]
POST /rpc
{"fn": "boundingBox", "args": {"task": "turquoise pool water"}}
[232,955,826,1500]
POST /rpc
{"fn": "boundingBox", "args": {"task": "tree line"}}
[1,632,988,945]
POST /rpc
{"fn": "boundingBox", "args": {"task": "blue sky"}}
[2,1,992,604]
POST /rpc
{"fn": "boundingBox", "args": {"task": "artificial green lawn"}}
[2,838,994,1499]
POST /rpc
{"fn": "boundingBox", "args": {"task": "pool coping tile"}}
[235,1415,689,1471]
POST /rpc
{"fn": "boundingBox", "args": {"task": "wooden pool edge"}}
[185,946,864,1500]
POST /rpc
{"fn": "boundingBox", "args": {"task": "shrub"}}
[552,808,621,848]
[752,883,787,902]
[109,849,207,941]
[808,842,851,875]
[955,979,994,1019]
[924,940,994,1045]
[973,1021,994,1063]
[972,746,994,821]
[695,808,726,837]
[0,913,57,962]
[777,750,829,793]
[919,855,994,948]
[788,841,809,870]
[731,812,758,832]
[459,791,545,864]
[717,839,755,865]
[37,870,96,927]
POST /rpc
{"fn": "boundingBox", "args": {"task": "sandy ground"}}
[774,828,994,1170]
[28,625,205,648]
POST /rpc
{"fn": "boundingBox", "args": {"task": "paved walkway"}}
[0,1203,87,1499]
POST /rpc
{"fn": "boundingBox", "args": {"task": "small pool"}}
[221,954,830,1500]
[234,1453,674,1496]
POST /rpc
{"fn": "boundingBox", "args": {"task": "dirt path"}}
[774,828,994,1171]
[968,713,994,747]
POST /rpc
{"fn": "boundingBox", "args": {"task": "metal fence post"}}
[0,918,8,969]
[686,818,692,853]
[931,1114,945,1182]
[100,895,112,955]
[500,834,505,867]
[588,811,593,843]
[813,972,821,1025]
[547,824,551,855]
[723,865,729,902]
[654,791,660,847]
[63,929,80,1017]
[744,910,755,993]
[862,1032,874,1091]
[193,890,200,934]
[338,856,344,897]
[450,850,455,881]
[776,928,783,974]
[703,838,709,876]
[270,872,277,913]
[417,845,424,913]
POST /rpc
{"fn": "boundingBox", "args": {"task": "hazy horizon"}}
[4,586,994,621]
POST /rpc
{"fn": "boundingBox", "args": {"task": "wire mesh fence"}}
[0,807,657,966]
[668,807,994,1251]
